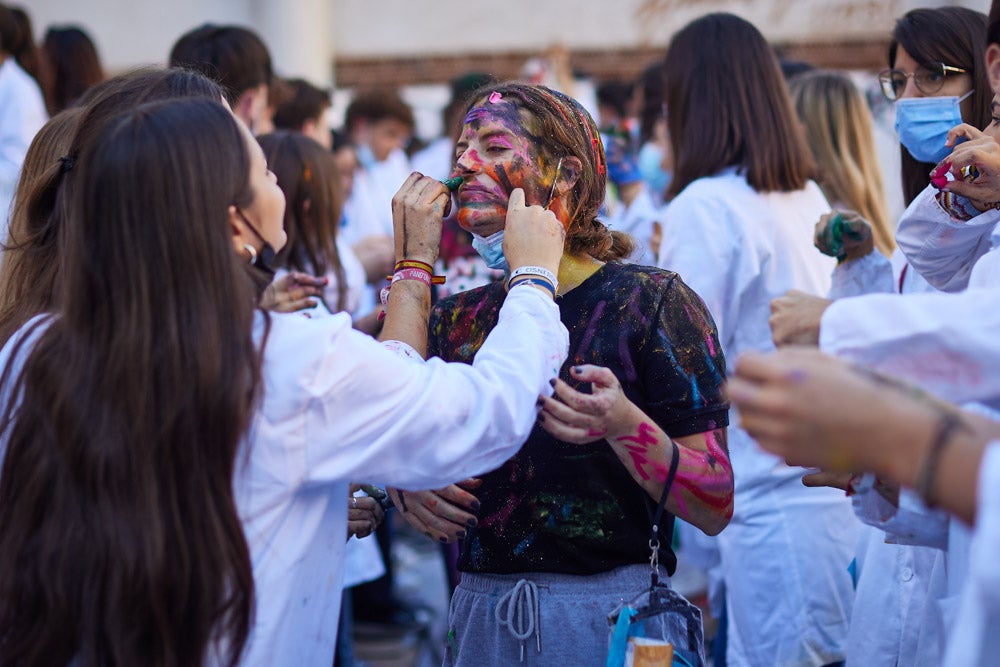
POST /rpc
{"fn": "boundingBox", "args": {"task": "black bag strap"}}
[649,439,680,587]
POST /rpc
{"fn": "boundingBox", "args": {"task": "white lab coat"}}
[819,192,1000,408]
[0,286,568,667]
[944,441,1000,666]
[236,286,566,666]
[828,245,952,666]
[602,184,658,266]
[0,56,47,238]
[820,186,1000,664]
[895,185,1000,292]
[658,168,858,667]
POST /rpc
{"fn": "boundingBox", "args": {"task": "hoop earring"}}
[243,243,258,265]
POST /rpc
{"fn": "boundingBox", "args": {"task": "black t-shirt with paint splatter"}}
[428,262,729,575]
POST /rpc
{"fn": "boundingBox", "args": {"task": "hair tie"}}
[59,156,75,173]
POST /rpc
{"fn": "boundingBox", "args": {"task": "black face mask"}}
[237,208,277,278]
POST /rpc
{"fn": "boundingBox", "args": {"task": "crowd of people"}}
[1,2,1000,666]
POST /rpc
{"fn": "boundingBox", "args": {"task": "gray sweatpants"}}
[443,564,653,666]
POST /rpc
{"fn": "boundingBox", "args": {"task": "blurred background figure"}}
[5,5,50,105]
[789,69,894,257]
[0,3,47,237]
[635,58,672,208]
[169,23,273,134]
[657,13,857,667]
[42,25,105,114]
[272,77,333,150]
[340,88,413,310]
[596,77,659,265]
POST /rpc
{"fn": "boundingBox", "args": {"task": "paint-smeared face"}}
[453,99,564,236]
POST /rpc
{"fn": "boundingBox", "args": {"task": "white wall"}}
[26,0,986,85]
[26,0,334,85]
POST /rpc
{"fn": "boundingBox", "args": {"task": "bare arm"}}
[539,364,733,535]
[727,347,1000,524]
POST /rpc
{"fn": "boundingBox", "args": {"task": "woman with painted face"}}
[389,83,733,666]
[0,93,571,666]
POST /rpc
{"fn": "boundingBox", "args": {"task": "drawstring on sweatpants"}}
[494,579,541,661]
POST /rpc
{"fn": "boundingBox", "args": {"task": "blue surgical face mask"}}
[894,90,973,163]
[471,230,508,272]
[638,143,672,201]
[356,143,377,170]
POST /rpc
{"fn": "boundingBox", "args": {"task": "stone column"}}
[250,0,334,87]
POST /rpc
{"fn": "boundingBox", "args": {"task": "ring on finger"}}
[352,497,357,509]
[961,164,980,182]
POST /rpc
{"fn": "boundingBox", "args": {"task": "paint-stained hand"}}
[260,270,327,312]
[814,210,872,263]
[769,290,832,347]
[391,172,451,265]
[934,123,1000,208]
[347,485,385,540]
[539,365,632,444]
[387,479,482,543]
[503,188,564,278]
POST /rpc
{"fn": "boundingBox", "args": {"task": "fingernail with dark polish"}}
[467,516,478,526]
[573,366,583,374]
[548,378,556,387]
[439,536,448,543]
[457,530,467,539]
[470,500,481,510]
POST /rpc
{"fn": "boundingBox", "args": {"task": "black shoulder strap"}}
[650,440,680,579]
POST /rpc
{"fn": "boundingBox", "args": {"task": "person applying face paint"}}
[389,83,732,666]
[0,84,574,667]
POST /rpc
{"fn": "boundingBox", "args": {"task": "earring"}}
[243,243,258,265]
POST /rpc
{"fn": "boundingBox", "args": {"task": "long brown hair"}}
[889,7,989,205]
[257,131,348,312]
[664,13,815,198]
[42,26,106,114]
[790,71,895,256]
[466,83,634,261]
[0,99,258,666]
[0,68,224,348]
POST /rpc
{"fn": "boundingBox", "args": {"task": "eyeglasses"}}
[878,62,968,101]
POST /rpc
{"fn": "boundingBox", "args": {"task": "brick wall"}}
[334,39,889,88]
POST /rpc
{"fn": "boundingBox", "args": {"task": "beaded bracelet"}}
[508,265,558,289]
[913,410,965,508]
[508,276,556,299]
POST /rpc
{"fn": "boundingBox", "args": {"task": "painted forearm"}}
[609,411,733,535]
